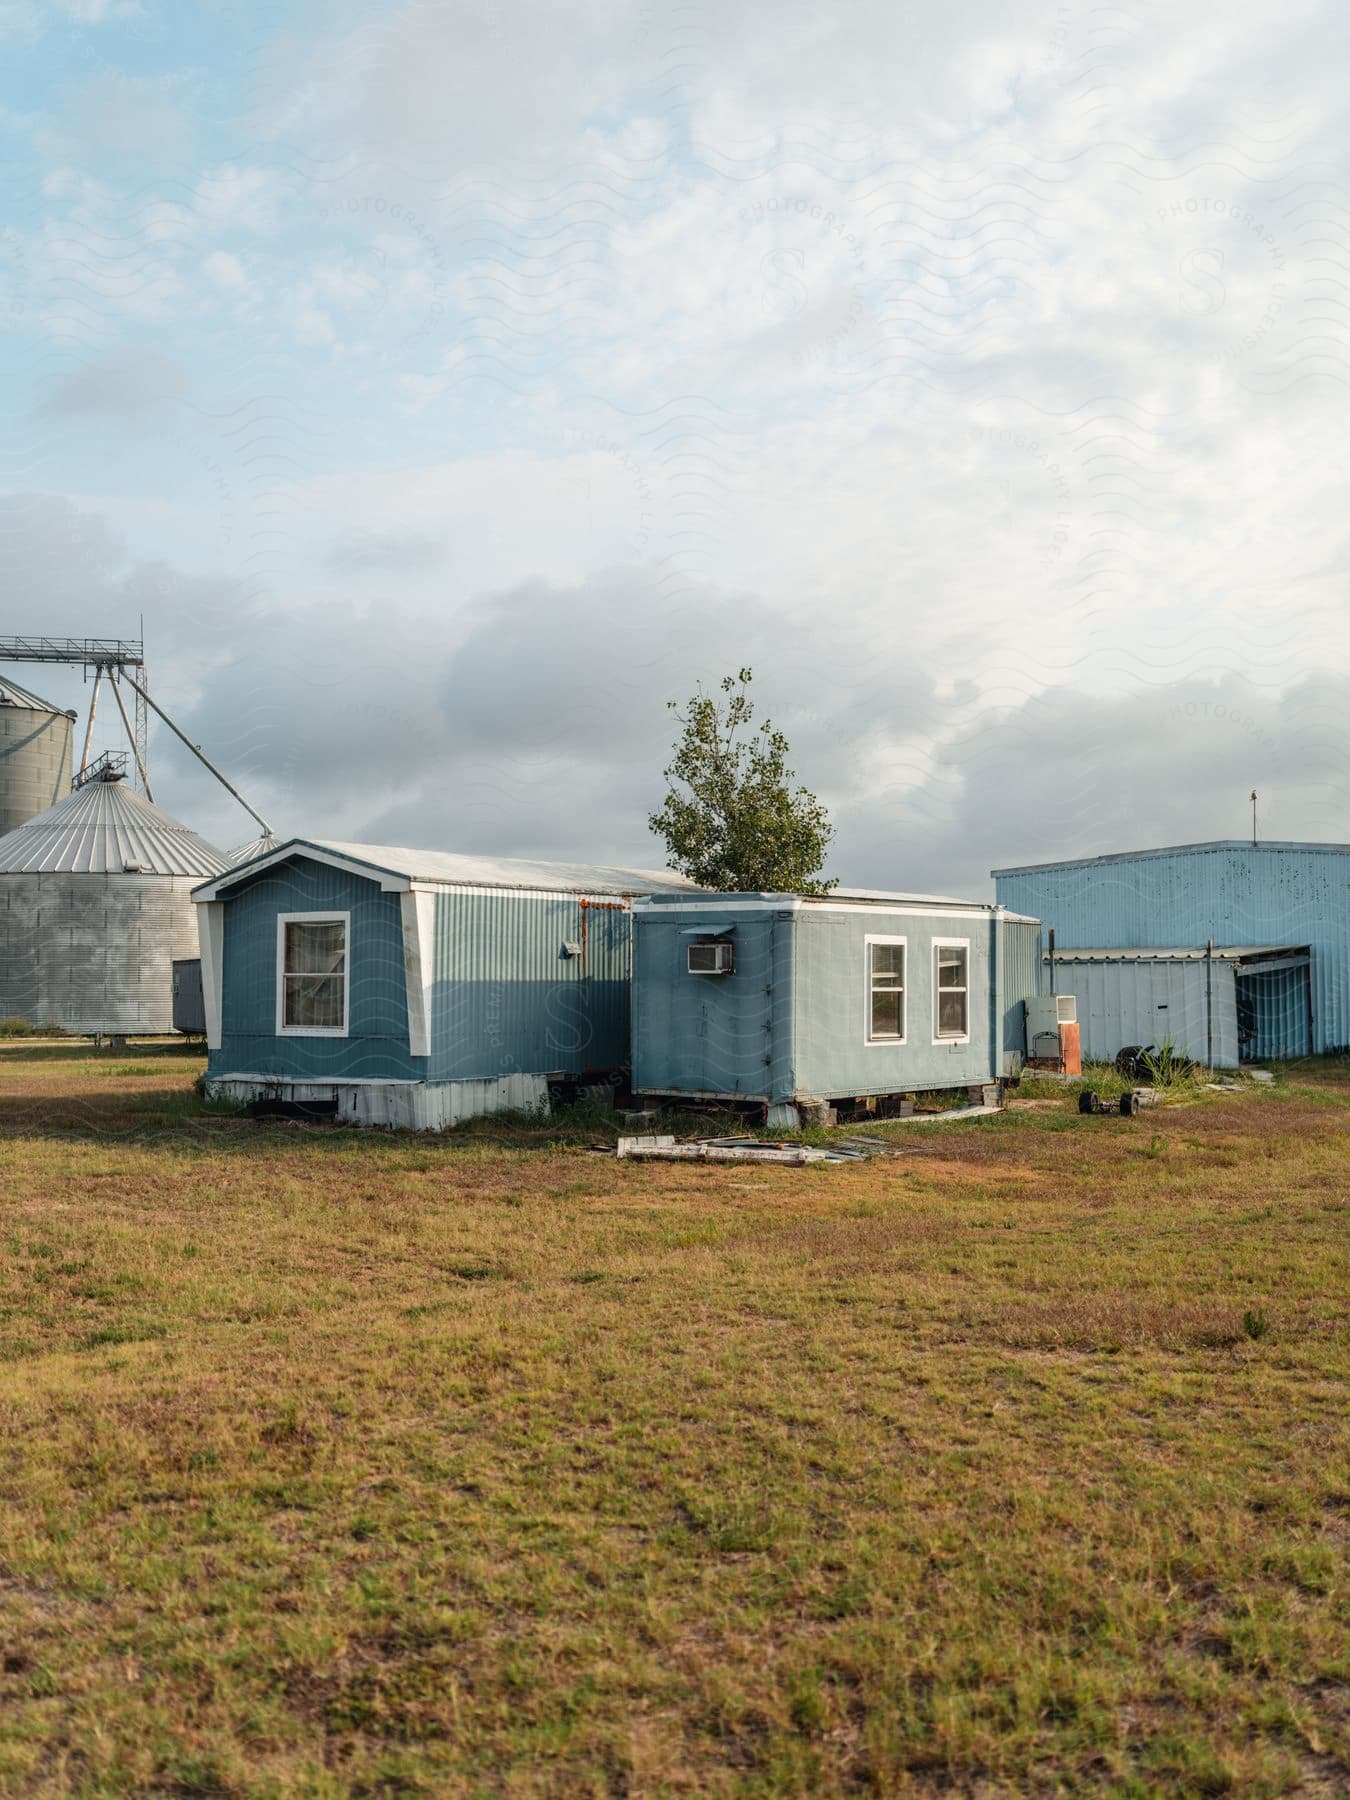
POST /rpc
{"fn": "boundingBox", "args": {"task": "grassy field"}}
[0,1044,1345,1797]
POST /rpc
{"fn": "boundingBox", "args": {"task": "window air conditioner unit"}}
[688,941,733,975]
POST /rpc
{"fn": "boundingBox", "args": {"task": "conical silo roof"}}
[0,770,229,876]
[0,674,71,713]
[227,831,281,866]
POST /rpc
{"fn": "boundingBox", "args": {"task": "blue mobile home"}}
[993,841,1338,1057]
[192,840,699,1128]
[631,889,1042,1121]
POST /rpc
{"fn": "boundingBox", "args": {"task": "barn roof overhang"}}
[1043,944,1310,970]
[994,840,1350,877]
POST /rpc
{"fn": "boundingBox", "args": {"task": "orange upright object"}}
[1058,1021,1082,1076]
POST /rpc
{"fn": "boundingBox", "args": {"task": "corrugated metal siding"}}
[794,908,999,1097]
[634,905,1007,1102]
[211,862,421,1081]
[1240,966,1312,1060]
[0,870,201,1033]
[1048,957,1240,1067]
[428,888,633,1082]
[631,907,784,1100]
[0,699,72,838]
[209,859,640,1088]
[999,916,1042,1056]
[995,844,1350,1053]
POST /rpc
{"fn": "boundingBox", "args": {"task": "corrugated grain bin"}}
[0,767,228,1034]
[0,676,75,837]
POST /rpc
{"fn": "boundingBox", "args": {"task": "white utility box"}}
[1024,993,1076,1058]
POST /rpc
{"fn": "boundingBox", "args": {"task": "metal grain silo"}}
[0,766,229,1035]
[227,831,280,866]
[0,676,75,837]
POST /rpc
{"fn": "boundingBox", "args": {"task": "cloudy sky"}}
[2,0,1347,892]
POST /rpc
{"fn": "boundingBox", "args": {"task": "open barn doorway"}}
[1235,951,1312,1062]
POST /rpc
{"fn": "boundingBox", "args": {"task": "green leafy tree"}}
[649,669,836,892]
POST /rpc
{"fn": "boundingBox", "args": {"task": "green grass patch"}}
[0,1045,1344,1795]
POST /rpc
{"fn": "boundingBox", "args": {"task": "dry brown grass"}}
[0,1042,1346,1796]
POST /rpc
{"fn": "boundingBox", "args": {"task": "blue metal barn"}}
[992,840,1340,1057]
[630,890,1042,1120]
[192,840,699,1128]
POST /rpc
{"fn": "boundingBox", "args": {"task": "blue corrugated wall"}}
[995,844,1349,1053]
[631,906,790,1100]
[1049,958,1240,1067]
[211,862,639,1084]
[1000,916,1043,1056]
[793,908,1000,1097]
[427,887,632,1080]
[633,902,1037,1101]
[1242,966,1312,1060]
[212,862,422,1080]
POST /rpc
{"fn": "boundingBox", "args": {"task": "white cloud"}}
[7,0,1350,879]
[202,250,250,292]
[192,166,286,237]
[0,0,140,38]
[42,346,188,416]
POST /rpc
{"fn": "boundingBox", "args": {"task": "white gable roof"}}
[194,837,703,901]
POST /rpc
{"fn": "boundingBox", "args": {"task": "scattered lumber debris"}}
[615,1133,917,1165]
[891,1101,1003,1124]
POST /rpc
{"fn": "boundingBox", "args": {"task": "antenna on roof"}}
[1250,789,1258,848]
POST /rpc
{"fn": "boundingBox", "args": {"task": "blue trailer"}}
[192,839,699,1128]
[631,889,1042,1123]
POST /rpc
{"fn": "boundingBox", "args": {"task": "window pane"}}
[937,948,967,989]
[285,921,345,975]
[938,990,967,1034]
[871,989,902,1038]
[285,974,344,1029]
[871,943,904,979]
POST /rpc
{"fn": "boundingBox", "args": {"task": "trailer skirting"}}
[206,1072,549,1130]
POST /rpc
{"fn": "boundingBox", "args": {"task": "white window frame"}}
[276,911,351,1038]
[864,934,907,1045]
[932,936,971,1045]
